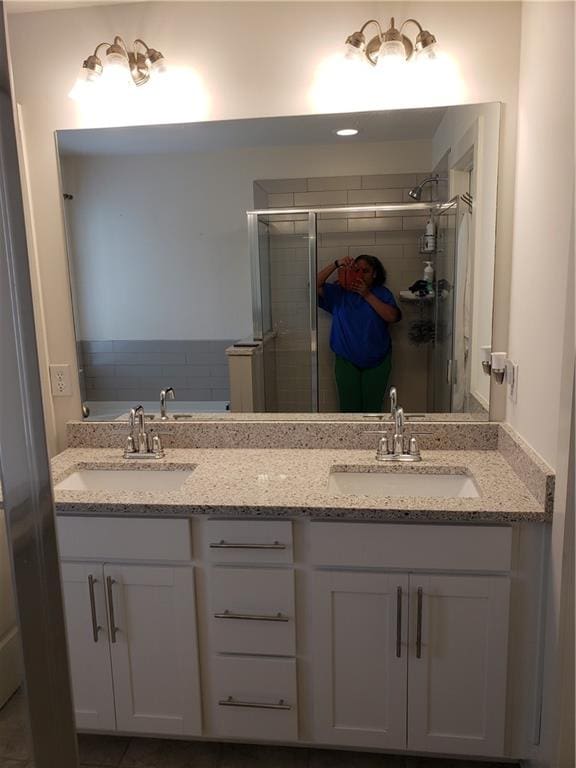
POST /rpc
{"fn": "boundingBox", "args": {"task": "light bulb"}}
[150,57,168,77]
[376,39,406,68]
[68,65,101,101]
[344,42,364,62]
[106,51,129,72]
[416,42,439,61]
[102,51,132,90]
[147,49,168,79]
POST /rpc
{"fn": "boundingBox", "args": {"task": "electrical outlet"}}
[506,360,519,403]
[49,364,72,397]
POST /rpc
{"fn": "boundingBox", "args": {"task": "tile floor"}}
[0,690,519,768]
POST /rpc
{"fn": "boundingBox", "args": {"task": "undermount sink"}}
[328,470,480,499]
[55,468,194,492]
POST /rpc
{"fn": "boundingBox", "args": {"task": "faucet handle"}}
[151,434,165,458]
[375,436,391,460]
[123,435,136,458]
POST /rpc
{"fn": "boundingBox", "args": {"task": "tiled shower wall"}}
[78,340,233,403]
[254,173,439,412]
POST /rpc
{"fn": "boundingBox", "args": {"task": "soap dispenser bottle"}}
[423,261,434,295]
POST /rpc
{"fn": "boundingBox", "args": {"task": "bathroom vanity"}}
[50,420,553,763]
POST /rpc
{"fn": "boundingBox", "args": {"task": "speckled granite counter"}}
[50,446,552,524]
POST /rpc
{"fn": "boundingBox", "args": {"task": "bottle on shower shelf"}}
[423,216,436,252]
[423,261,434,296]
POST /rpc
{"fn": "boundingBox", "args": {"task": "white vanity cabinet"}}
[406,574,510,755]
[312,570,409,751]
[310,524,512,757]
[56,514,518,760]
[204,520,299,741]
[58,518,202,737]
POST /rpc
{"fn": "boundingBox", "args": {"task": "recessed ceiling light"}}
[335,128,359,137]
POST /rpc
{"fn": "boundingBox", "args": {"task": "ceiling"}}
[56,106,450,157]
[6,0,144,13]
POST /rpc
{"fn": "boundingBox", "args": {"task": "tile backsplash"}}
[78,339,233,403]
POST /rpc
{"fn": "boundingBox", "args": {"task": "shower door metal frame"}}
[434,196,461,412]
[248,202,453,413]
[0,6,79,766]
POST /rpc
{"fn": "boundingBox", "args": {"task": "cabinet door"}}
[312,571,408,750]
[407,575,510,756]
[104,564,201,737]
[61,562,115,731]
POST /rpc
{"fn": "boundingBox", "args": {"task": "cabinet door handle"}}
[106,576,118,644]
[210,540,286,550]
[416,587,423,659]
[218,696,291,711]
[87,575,101,643]
[214,610,289,622]
[396,586,402,658]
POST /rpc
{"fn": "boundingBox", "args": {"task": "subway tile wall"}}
[255,173,440,413]
[79,340,233,403]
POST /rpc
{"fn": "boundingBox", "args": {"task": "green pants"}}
[334,353,392,413]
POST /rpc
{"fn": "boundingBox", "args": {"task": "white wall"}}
[507,2,574,471]
[506,4,574,768]
[6,0,522,450]
[61,139,431,341]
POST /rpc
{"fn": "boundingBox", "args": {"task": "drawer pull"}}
[416,586,423,659]
[87,575,101,643]
[210,540,286,550]
[214,610,289,622]
[219,696,291,711]
[396,586,402,658]
[106,576,119,644]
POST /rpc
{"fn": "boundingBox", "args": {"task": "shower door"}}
[0,7,79,764]
[248,202,455,414]
[430,198,459,411]
[248,211,317,412]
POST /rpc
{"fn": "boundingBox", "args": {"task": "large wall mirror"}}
[56,102,500,421]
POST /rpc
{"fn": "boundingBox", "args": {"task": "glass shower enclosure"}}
[248,201,460,414]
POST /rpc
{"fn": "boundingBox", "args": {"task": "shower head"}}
[408,185,423,201]
[408,174,445,202]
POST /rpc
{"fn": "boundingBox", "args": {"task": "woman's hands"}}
[350,275,370,297]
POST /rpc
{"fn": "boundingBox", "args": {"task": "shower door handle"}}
[446,359,453,384]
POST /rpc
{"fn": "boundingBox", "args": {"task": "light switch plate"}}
[49,364,72,397]
[506,360,518,403]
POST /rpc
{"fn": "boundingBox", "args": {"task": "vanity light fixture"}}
[334,128,359,137]
[69,36,167,99]
[345,16,439,67]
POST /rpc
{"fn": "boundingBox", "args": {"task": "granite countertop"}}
[50,447,550,523]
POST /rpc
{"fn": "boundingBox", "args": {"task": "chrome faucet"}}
[134,405,148,453]
[389,386,397,423]
[124,404,165,459]
[160,387,175,420]
[375,393,422,462]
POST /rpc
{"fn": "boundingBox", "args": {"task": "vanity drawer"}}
[211,656,298,741]
[57,517,193,561]
[205,520,293,564]
[310,523,512,572]
[210,567,295,655]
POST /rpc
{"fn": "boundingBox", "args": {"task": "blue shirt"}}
[319,282,400,369]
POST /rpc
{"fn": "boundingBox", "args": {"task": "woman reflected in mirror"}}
[317,254,401,413]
